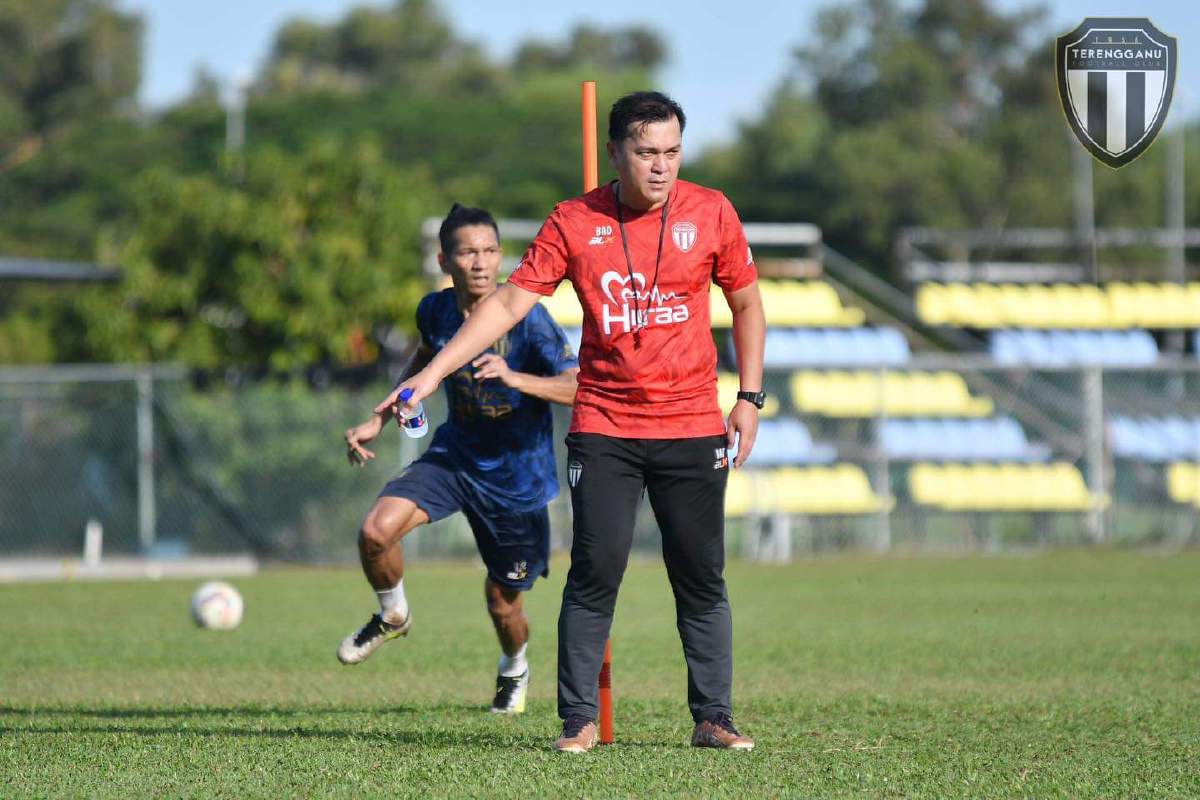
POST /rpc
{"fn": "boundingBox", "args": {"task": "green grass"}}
[2,551,1198,798]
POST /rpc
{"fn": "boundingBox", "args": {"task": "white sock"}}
[376,578,409,624]
[498,643,528,677]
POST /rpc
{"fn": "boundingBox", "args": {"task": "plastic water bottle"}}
[396,388,428,439]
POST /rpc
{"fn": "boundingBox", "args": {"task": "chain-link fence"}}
[2,361,1197,565]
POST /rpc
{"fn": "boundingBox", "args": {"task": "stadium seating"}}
[790,370,994,417]
[716,372,780,417]
[879,417,1050,461]
[1166,462,1200,507]
[541,282,584,326]
[756,327,910,367]
[743,419,837,465]
[990,330,1158,366]
[1109,416,1200,461]
[710,280,865,327]
[917,282,1200,329]
[907,462,1098,511]
[725,465,891,516]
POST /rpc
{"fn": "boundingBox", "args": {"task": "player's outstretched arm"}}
[725,281,766,468]
[346,344,434,466]
[375,283,542,416]
[472,356,579,406]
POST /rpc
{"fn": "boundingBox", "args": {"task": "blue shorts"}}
[379,452,550,591]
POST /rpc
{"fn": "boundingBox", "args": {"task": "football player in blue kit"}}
[338,204,579,714]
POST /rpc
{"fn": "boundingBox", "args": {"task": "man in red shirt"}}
[378,91,766,752]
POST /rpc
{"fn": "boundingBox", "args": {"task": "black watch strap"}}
[736,390,766,409]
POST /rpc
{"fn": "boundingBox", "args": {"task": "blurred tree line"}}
[1,0,1197,368]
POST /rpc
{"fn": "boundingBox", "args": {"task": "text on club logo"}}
[1055,18,1177,168]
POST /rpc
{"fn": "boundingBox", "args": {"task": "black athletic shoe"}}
[336,612,411,664]
[489,668,529,714]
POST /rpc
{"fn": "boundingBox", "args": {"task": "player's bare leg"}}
[337,497,429,664]
[486,578,530,713]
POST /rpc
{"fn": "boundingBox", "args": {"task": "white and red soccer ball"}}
[190,581,244,630]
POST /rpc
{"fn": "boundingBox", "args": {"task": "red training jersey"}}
[508,179,757,439]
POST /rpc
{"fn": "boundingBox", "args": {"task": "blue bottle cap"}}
[399,388,413,403]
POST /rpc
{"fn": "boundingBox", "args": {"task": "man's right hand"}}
[345,414,385,467]
[374,369,440,419]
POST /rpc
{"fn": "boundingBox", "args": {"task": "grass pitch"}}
[1,551,1198,798]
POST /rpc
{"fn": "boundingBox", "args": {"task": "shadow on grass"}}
[0,722,550,749]
[0,702,480,719]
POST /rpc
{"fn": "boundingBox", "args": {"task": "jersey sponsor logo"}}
[589,225,614,246]
[671,221,697,252]
[598,270,689,334]
[568,460,583,487]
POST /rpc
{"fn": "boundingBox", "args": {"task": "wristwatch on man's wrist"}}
[736,390,766,409]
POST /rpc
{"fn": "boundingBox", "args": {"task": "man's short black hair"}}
[608,91,686,143]
[438,203,500,255]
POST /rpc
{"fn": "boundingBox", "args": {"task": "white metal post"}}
[136,370,157,552]
[1084,367,1106,543]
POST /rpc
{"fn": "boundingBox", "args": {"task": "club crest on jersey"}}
[672,221,697,253]
[1056,18,1177,168]
[568,460,583,487]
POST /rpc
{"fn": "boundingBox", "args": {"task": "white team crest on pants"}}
[672,222,697,252]
[568,460,583,487]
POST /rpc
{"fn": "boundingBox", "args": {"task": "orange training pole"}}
[598,639,614,744]
[582,81,599,191]
[582,79,613,746]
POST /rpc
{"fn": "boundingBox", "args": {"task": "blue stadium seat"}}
[991,330,1159,366]
[1109,415,1200,461]
[750,419,837,464]
[879,416,1048,461]
[758,327,912,368]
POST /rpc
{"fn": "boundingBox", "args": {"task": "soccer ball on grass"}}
[190,581,244,630]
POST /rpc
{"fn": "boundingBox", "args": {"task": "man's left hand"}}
[472,353,516,387]
[726,401,759,468]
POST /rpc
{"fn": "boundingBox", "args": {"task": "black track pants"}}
[557,432,733,723]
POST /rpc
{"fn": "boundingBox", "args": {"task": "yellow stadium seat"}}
[540,282,583,326]
[918,281,1200,330]
[916,284,950,325]
[714,280,865,329]
[789,370,993,418]
[725,470,756,516]
[723,465,890,516]
[716,372,778,418]
[1167,463,1200,507]
[907,463,1098,511]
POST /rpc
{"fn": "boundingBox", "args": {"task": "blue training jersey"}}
[416,287,578,511]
